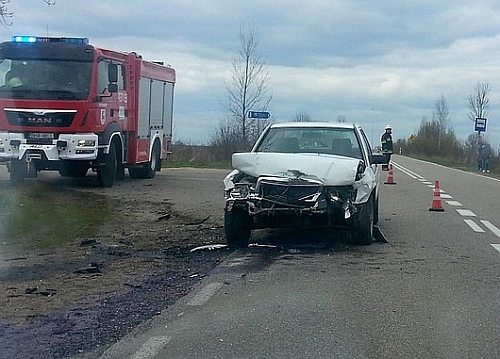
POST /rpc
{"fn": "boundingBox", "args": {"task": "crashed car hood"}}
[231,152,361,186]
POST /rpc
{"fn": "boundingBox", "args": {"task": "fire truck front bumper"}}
[0,132,99,162]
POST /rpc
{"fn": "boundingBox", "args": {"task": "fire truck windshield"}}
[0,59,92,100]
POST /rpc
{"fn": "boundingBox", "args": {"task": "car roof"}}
[269,122,358,130]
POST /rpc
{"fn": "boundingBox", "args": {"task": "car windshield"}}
[0,59,92,100]
[255,127,363,159]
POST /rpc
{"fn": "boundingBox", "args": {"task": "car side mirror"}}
[370,154,387,165]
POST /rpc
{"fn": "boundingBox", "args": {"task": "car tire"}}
[351,195,374,245]
[224,208,251,247]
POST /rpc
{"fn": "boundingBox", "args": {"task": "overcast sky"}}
[4,0,500,146]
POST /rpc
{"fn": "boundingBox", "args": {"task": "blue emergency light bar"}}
[12,36,89,45]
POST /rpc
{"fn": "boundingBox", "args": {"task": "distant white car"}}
[223,122,387,246]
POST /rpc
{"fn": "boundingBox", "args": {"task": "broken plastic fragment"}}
[190,244,228,252]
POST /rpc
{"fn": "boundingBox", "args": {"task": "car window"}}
[255,127,363,159]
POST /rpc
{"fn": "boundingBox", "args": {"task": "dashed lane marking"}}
[464,219,485,233]
[490,244,500,254]
[393,161,500,253]
[456,209,476,217]
[186,282,223,306]
[131,337,171,359]
[481,220,500,239]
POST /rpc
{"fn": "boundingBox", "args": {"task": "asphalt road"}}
[3,159,500,358]
[91,155,500,359]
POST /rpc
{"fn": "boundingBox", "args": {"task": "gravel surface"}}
[0,168,232,359]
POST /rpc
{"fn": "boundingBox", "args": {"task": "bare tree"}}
[467,82,490,122]
[1,0,55,26]
[433,94,449,151]
[294,110,311,122]
[223,25,272,142]
[0,0,13,26]
[337,115,346,123]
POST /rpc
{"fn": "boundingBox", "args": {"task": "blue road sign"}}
[248,111,271,119]
[475,118,487,132]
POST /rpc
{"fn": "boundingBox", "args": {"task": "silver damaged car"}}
[223,122,387,247]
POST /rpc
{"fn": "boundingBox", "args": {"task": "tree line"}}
[396,82,497,171]
[211,25,496,173]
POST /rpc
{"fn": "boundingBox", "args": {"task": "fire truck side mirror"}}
[108,83,118,93]
[107,63,118,93]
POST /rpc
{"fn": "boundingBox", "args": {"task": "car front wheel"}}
[351,196,374,245]
[224,208,251,248]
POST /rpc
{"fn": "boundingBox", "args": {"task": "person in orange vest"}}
[381,125,393,169]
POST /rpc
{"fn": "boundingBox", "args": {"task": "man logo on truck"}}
[28,117,52,125]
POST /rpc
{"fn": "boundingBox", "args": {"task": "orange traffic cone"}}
[429,180,444,212]
[384,164,396,185]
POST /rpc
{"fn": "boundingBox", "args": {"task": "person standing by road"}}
[478,141,492,173]
[381,125,393,169]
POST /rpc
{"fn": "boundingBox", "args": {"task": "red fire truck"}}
[0,36,175,187]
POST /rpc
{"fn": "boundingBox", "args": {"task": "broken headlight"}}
[228,183,251,199]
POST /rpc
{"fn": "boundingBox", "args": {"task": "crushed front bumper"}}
[225,175,358,229]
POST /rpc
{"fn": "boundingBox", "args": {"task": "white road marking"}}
[131,337,171,359]
[392,161,500,246]
[481,220,500,239]
[456,209,476,217]
[490,244,500,254]
[464,219,485,233]
[186,282,223,306]
[391,162,420,179]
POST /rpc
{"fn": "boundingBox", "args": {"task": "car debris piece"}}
[80,239,99,247]
[74,263,101,274]
[190,244,228,252]
[248,243,279,249]
[185,216,211,226]
[38,289,57,297]
[157,212,171,221]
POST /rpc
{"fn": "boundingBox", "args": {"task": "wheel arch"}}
[99,123,124,162]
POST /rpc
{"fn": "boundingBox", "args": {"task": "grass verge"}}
[164,160,231,169]
[0,183,111,249]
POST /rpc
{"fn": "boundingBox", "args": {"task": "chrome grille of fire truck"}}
[4,109,76,127]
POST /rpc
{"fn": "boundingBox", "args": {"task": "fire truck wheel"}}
[145,141,161,179]
[9,159,26,185]
[58,162,89,178]
[129,141,160,179]
[97,144,117,188]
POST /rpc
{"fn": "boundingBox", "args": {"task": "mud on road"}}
[0,167,232,359]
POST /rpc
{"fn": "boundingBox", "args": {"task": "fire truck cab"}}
[0,36,176,187]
